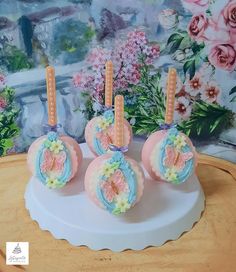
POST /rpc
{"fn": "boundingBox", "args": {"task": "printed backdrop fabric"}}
[0,0,235,161]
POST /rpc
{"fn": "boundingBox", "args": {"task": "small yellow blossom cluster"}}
[46,177,64,189]
[101,161,120,178]
[113,196,131,215]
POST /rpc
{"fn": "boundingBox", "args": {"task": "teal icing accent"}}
[47,131,57,141]
[103,109,114,122]
[157,128,194,184]
[93,137,106,156]
[96,151,137,214]
[93,109,115,155]
[35,132,72,188]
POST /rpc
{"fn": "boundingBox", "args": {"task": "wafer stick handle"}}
[105,61,113,108]
[114,95,124,148]
[46,66,57,127]
[165,68,177,125]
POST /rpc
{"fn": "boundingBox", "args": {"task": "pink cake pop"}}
[142,68,197,184]
[85,95,144,215]
[27,66,82,189]
[85,61,132,157]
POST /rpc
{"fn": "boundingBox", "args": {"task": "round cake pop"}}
[142,68,197,184]
[85,95,144,215]
[85,61,132,157]
[27,66,83,189]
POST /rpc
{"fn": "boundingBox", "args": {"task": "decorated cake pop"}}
[85,95,144,215]
[27,66,83,189]
[85,61,132,156]
[142,68,196,184]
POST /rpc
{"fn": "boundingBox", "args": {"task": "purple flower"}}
[73,30,160,102]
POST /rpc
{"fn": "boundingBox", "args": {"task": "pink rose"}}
[208,44,236,71]
[223,1,236,31]
[222,0,236,42]
[181,0,209,14]
[188,14,208,40]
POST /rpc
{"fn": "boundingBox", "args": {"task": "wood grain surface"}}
[0,154,236,272]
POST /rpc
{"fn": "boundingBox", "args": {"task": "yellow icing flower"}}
[115,197,131,213]
[102,163,115,178]
[164,168,178,182]
[110,162,120,171]
[173,135,186,150]
[98,118,109,130]
[49,140,64,154]
[46,177,63,189]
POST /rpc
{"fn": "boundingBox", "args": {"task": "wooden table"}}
[0,154,236,272]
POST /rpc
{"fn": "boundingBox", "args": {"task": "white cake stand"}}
[24,141,205,252]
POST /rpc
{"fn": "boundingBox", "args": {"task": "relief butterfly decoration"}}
[85,95,145,215]
[142,68,197,183]
[27,66,82,189]
[85,61,132,156]
[35,131,72,189]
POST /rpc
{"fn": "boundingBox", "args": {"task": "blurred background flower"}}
[158,9,179,30]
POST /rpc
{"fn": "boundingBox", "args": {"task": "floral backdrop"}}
[0,0,235,161]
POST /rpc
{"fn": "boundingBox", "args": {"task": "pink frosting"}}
[84,117,100,156]
[142,130,166,180]
[142,130,197,181]
[27,135,82,181]
[85,117,133,157]
[84,153,144,210]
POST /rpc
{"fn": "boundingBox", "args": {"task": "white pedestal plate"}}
[25,141,205,252]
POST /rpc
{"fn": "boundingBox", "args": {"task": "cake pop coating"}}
[85,61,132,156]
[85,95,144,214]
[93,109,114,154]
[97,152,136,214]
[142,127,196,184]
[85,109,132,156]
[34,132,72,188]
[28,131,82,189]
[27,66,83,189]
[85,151,144,214]
[142,68,196,184]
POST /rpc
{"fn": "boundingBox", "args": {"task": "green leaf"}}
[0,146,4,156]
[167,33,183,45]
[196,124,202,135]
[206,9,212,16]
[183,59,195,79]
[179,101,235,139]
[230,96,236,102]
[209,116,223,133]
[197,100,208,111]
[189,60,195,79]
[183,60,192,74]
[169,37,184,54]
[191,42,205,54]
[229,86,236,95]
[139,106,150,117]
[0,86,20,156]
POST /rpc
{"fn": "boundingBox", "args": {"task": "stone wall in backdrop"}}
[0,0,235,161]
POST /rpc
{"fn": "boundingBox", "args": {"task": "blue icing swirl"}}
[47,131,57,141]
[93,109,114,155]
[96,151,137,214]
[103,109,114,121]
[35,131,72,188]
[157,128,195,184]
